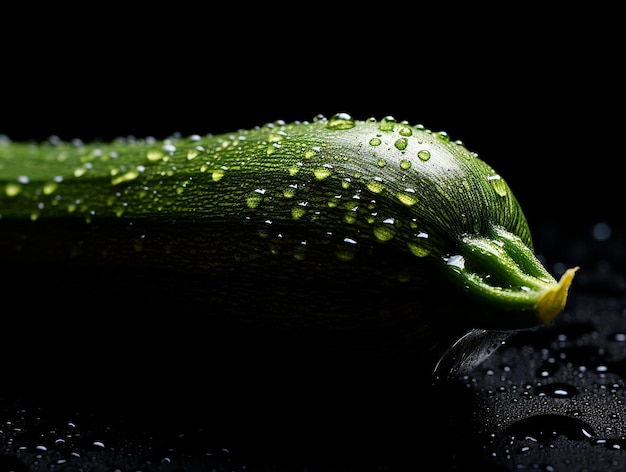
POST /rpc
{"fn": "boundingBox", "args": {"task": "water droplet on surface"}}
[303,148,318,159]
[283,185,297,198]
[74,166,88,178]
[397,271,411,282]
[504,414,595,443]
[399,126,413,137]
[212,168,226,181]
[399,159,411,170]
[134,235,145,252]
[437,131,450,142]
[407,242,430,257]
[369,137,382,146]
[534,382,580,398]
[291,206,306,220]
[417,150,431,161]
[314,165,333,180]
[373,218,397,242]
[335,238,357,261]
[246,189,265,209]
[111,169,140,185]
[266,142,281,155]
[343,211,357,224]
[376,159,387,168]
[268,132,285,143]
[487,174,507,197]
[446,254,465,268]
[326,113,355,130]
[114,205,126,217]
[162,143,176,153]
[367,177,384,194]
[536,360,560,378]
[609,331,626,342]
[379,116,396,132]
[293,243,307,260]
[143,149,162,163]
[327,195,341,208]
[4,182,22,197]
[288,162,302,176]
[396,189,417,206]
[394,138,408,151]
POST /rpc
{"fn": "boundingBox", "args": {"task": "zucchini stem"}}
[443,226,578,328]
[535,266,579,324]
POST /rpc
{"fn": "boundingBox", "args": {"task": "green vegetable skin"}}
[0,113,577,358]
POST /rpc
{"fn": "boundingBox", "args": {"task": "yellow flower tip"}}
[535,266,580,324]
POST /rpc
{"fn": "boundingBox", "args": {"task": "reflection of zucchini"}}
[0,114,577,358]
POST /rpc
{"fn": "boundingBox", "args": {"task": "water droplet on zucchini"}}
[367,178,385,194]
[288,163,302,176]
[417,150,431,161]
[314,165,333,180]
[283,185,297,198]
[379,116,396,132]
[147,150,164,162]
[4,183,21,197]
[326,112,355,130]
[487,174,508,197]
[246,189,266,209]
[373,218,397,242]
[43,182,58,195]
[293,243,307,260]
[335,237,358,261]
[212,168,226,181]
[407,241,430,257]
[291,205,307,220]
[111,168,140,185]
[437,131,450,142]
[394,138,408,151]
[343,211,358,224]
[396,189,417,206]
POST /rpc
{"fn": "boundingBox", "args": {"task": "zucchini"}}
[0,113,577,364]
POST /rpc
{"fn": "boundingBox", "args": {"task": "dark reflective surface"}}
[1,220,624,471]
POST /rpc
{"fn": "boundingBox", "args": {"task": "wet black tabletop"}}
[1,220,624,472]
